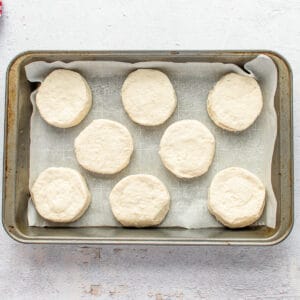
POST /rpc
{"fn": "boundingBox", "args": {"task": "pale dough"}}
[36,69,92,128]
[109,174,170,227]
[30,167,91,223]
[74,119,134,174]
[159,120,215,179]
[121,69,177,126]
[207,73,263,132]
[208,167,266,228]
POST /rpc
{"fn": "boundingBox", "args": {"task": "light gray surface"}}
[0,1,299,299]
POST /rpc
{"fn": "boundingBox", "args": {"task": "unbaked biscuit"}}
[207,73,263,132]
[109,174,170,227]
[208,167,266,228]
[74,119,134,174]
[36,69,92,128]
[30,167,91,223]
[159,120,215,179]
[121,69,177,126]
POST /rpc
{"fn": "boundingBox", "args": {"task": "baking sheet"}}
[25,55,277,229]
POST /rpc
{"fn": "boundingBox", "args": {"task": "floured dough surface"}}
[74,119,134,174]
[36,69,92,128]
[207,73,263,132]
[30,167,91,223]
[159,120,215,178]
[208,167,265,228]
[121,69,177,126]
[109,174,170,227]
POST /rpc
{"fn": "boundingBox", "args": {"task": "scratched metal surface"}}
[4,50,290,245]
[0,0,299,299]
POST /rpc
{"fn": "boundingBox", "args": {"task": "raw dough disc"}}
[208,167,266,228]
[109,174,170,227]
[121,69,177,126]
[30,167,91,223]
[74,119,134,174]
[36,69,92,128]
[159,120,215,179]
[207,73,263,132]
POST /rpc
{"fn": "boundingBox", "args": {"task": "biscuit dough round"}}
[207,73,263,132]
[159,120,215,179]
[36,69,92,128]
[30,167,91,223]
[110,174,170,227]
[121,69,177,126]
[208,167,266,228]
[74,119,134,174]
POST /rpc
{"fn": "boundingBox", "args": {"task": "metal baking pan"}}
[2,51,293,245]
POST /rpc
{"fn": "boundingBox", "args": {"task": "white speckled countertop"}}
[0,1,299,299]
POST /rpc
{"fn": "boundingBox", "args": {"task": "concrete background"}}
[0,1,299,299]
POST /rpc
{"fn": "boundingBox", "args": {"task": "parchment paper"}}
[25,55,277,228]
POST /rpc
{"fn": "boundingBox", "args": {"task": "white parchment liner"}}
[25,55,277,228]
